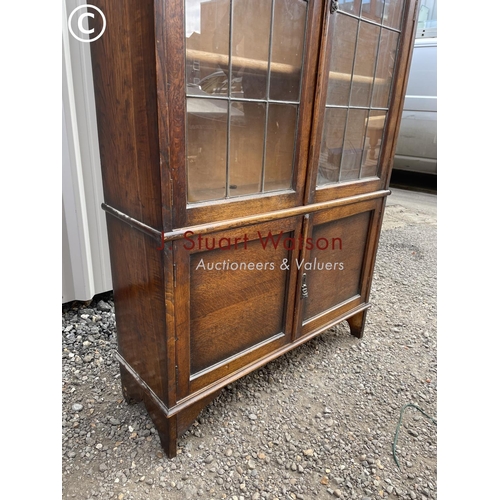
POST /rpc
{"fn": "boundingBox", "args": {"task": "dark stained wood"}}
[177,0,325,228]
[304,210,372,320]
[294,197,380,339]
[162,240,178,409]
[142,396,178,458]
[306,1,419,205]
[168,190,390,243]
[347,308,369,339]
[176,389,222,437]
[172,243,191,400]
[101,203,162,241]
[189,236,289,374]
[303,0,339,206]
[119,364,143,404]
[89,0,162,230]
[287,0,325,212]
[358,199,384,301]
[155,0,185,230]
[173,303,372,414]
[174,217,302,396]
[90,0,418,457]
[104,215,170,403]
[314,178,382,204]
[185,192,300,228]
[303,296,364,336]
[379,1,420,190]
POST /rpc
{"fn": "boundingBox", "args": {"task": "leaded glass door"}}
[295,0,416,339]
[306,0,414,204]
[167,0,322,227]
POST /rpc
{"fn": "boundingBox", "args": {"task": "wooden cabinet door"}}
[305,0,417,204]
[293,198,385,338]
[290,0,417,336]
[158,1,416,231]
[162,0,417,393]
[173,217,304,397]
[158,0,324,229]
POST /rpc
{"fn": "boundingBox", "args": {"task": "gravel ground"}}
[62,198,437,500]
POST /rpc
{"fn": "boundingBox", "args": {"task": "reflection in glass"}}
[232,0,272,100]
[264,104,298,191]
[316,1,406,187]
[383,0,405,30]
[269,0,307,102]
[361,0,384,24]
[185,0,309,203]
[339,109,369,181]
[361,110,387,177]
[416,0,437,34]
[317,108,348,185]
[187,98,228,202]
[229,102,266,196]
[350,22,380,107]
[371,29,399,108]
[326,14,358,107]
[185,0,230,96]
[338,0,362,16]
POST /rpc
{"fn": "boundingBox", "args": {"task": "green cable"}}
[392,403,437,470]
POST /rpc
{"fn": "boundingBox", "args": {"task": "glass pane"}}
[186,0,230,96]
[326,14,358,107]
[232,0,272,100]
[371,29,399,108]
[338,0,362,16]
[317,108,348,186]
[229,101,266,196]
[383,0,404,30]
[264,104,297,191]
[339,109,369,181]
[187,98,228,202]
[361,0,384,24]
[416,0,437,36]
[269,0,308,102]
[361,110,386,177]
[350,22,380,107]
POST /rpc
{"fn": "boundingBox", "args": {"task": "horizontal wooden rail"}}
[102,188,390,243]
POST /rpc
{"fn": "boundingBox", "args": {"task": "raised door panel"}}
[189,237,288,374]
[296,198,384,338]
[302,210,370,320]
[174,217,303,397]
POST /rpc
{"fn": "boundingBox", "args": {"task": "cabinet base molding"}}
[116,303,370,457]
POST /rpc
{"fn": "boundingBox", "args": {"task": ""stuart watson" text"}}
[183,231,342,252]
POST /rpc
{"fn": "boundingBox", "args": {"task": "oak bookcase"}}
[89,0,418,457]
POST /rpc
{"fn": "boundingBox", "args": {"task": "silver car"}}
[393,28,437,175]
